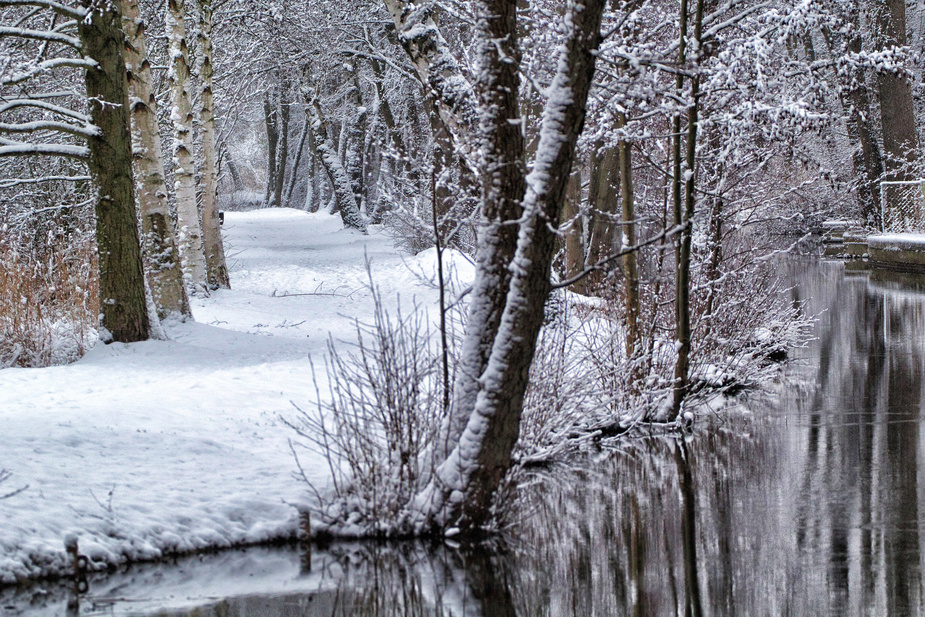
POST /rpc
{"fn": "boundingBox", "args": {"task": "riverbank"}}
[0,208,473,585]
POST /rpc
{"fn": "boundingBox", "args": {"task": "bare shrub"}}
[287,276,446,536]
[0,227,98,368]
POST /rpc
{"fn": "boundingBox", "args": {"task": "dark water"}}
[6,258,925,616]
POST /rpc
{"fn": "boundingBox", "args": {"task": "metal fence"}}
[881,180,925,233]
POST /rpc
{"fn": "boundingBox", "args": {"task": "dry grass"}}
[0,229,98,367]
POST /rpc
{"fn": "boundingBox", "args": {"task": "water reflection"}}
[8,259,925,616]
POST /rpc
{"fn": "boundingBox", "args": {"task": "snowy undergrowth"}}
[0,230,98,368]
[286,256,811,539]
[0,209,462,585]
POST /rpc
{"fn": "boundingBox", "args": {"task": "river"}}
[4,257,925,616]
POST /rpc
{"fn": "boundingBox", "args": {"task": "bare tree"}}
[412,0,608,532]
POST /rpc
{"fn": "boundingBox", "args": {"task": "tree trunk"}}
[618,113,640,359]
[263,91,278,206]
[273,86,290,208]
[227,157,244,192]
[285,112,310,208]
[417,0,606,532]
[167,0,208,294]
[874,0,919,182]
[195,0,229,288]
[585,142,619,291]
[437,0,526,464]
[122,0,190,320]
[564,165,585,290]
[672,0,705,421]
[670,0,689,419]
[79,0,150,342]
[381,0,478,164]
[306,96,367,232]
[344,75,367,212]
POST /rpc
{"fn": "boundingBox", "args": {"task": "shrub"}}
[0,226,98,368]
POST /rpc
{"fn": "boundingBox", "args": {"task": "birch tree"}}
[123,0,191,319]
[166,0,208,294]
[195,0,229,289]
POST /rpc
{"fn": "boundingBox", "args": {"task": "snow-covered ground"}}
[0,209,473,585]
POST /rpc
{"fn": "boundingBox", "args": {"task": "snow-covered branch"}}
[0,98,91,122]
[0,26,81,48]
[0,0,84,20]
[1,57,97,86]
[0,119,100,138]
[0,142,89,159]
[0,174,89,188]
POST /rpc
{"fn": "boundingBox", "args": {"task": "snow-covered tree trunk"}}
[167,0,208,294]
[79,0,150,341]
[344,75,367,212]
[122,0,191,319]
[195,0,229,289]
[839,12,884,227]
[416,0,606,532]
[271,82,289,208]
[435,0,525,465]
[306,96,367,232]
[380,0,477,164]
[263,91,278,206]
[671,0,705,421]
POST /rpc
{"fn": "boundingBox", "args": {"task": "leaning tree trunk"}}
[195,0,229,288]
[122,0,191,320]
[166,0,208,294]
[416,0,606,533]
[434,0,526,466]
[306,96,367,232]
[78,0,150,342]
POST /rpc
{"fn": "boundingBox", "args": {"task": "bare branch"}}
[2,57,97,86]
[0,119,100,137]
[551,224,686,290]
[0,98,90,122]
[0,0,85,20]
[0,26,81,48]
[0,142,89,158]
[0,174,89,188]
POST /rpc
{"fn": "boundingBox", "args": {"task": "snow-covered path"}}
[0,209,471,585]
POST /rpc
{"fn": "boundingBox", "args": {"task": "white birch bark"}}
[195,0,229,289]
[123,0,191,319]
[167,0,208,294]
